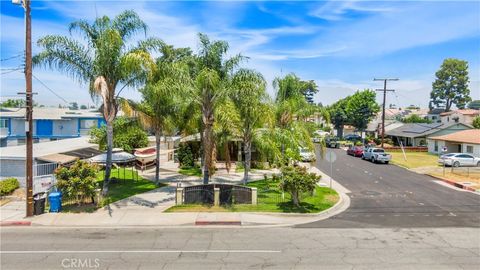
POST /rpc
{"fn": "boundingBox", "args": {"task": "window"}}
[0,119,8,128]
[458,154,473,158]
[466,145,474,154]
[80,119,97,129]
[434,141,438,152]
[373,149,385,153]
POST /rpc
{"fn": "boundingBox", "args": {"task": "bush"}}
[280,166,321,207]
[89,116,148,152]
[0,178,19,196]
[55,161,99,205]
[177,143,195,168]
[473,116,480,129]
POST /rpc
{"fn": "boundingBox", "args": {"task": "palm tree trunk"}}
[102,119,114,196]
[243,138,252,185]
[155,130,161,184]
[203,123,213,184]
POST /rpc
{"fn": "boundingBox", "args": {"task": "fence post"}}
[176,187,183,205]
[251,187,257,205]
[214,187,220,206]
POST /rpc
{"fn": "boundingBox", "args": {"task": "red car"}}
[347,146,364,157]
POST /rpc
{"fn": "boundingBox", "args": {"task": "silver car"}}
[438,153,480,167]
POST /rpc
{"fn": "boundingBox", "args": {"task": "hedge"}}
[383,146,428,152]
[0,178,20,196]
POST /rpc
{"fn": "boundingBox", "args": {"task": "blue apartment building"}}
[0,107,105,147]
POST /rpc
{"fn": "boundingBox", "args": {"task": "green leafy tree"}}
[402,114,432,124]
[256,74,316,166]
[273,73,318,104]
[431,58,471,111]
[89,116,148,152]
[122,45,191,182]
[468,100,480,110]
[0,99,25,108]
[472,116,480,129]
[346,89,380,132]
[231,69,268,183]
[280,166,321,207]
[34,10,160,195]
[188,33,243,184]
[328,97,350,138]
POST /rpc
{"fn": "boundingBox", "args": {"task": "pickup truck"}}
[362,147,391,164]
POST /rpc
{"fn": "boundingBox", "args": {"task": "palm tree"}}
[189,33,244,184]
[231,69,269,184]
[122,45,192,183]
[33,11,161,195]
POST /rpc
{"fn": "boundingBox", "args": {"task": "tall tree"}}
[273,73,318,104]
[345,89,380,132]
[33,10,160,195]
[231,69,268,184]
[122,45,191,183]
[431,58,471,111]
[189,33,243,184]
[328,97,349,138]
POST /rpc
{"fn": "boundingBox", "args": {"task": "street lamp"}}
[12,0,34,217]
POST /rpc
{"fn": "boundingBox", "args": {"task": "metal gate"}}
[183,185,214,204]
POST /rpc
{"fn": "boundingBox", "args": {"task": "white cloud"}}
[309,0,394,21]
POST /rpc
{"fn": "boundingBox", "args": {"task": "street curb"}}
[0,220,31,226]
[426,174,479,193]
[195,221,241,226]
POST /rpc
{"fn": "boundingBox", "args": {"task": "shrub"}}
[355,141,363,146]
[473,116,480,129]
[0,178,19,196]
[55,161,99,205]
[177,143,195,168]
[89,116,148,152]
[280,166,321,207]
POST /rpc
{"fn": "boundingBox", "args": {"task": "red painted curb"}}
[195,221,241,226]
[428,174,478,192]
[0,220,31,226]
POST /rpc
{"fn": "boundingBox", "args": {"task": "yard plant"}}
[55,161,99,205]
[280,166,321,207]
[0,178,19,196]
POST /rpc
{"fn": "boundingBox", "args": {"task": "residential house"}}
[426,108,446,123]
[439,109,480,125]
[385,122,472,146]
[427,129,480,157]
[0,107,105,147]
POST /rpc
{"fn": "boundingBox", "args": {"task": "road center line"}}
[0,250,281,254]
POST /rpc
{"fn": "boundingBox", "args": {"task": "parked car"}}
[438,153,480,167]
[299,147,316,162]
[344,134,362,141]
[362,147,391,164]
[325,137,340,148]
[347,146,364,157]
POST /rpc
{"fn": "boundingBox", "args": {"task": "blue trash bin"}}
[48,192,62,212]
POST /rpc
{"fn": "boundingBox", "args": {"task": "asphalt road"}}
[1,227,479,270]
[298,147,480,228]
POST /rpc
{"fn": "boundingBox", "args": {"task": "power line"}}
[1,54,23,62]
[1,69,22,75]
[32,74,70,104]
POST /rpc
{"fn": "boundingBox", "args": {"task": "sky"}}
[1,0,479,108]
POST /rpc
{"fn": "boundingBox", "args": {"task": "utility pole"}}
[13,0,34,216]
[374,78,398,148]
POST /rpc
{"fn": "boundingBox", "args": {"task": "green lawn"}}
[389,151,439,169]
[178,166,202,177]
[166,179,339,213]
[59,168,164,212]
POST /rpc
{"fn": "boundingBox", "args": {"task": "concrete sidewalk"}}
[3,163,350,227]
